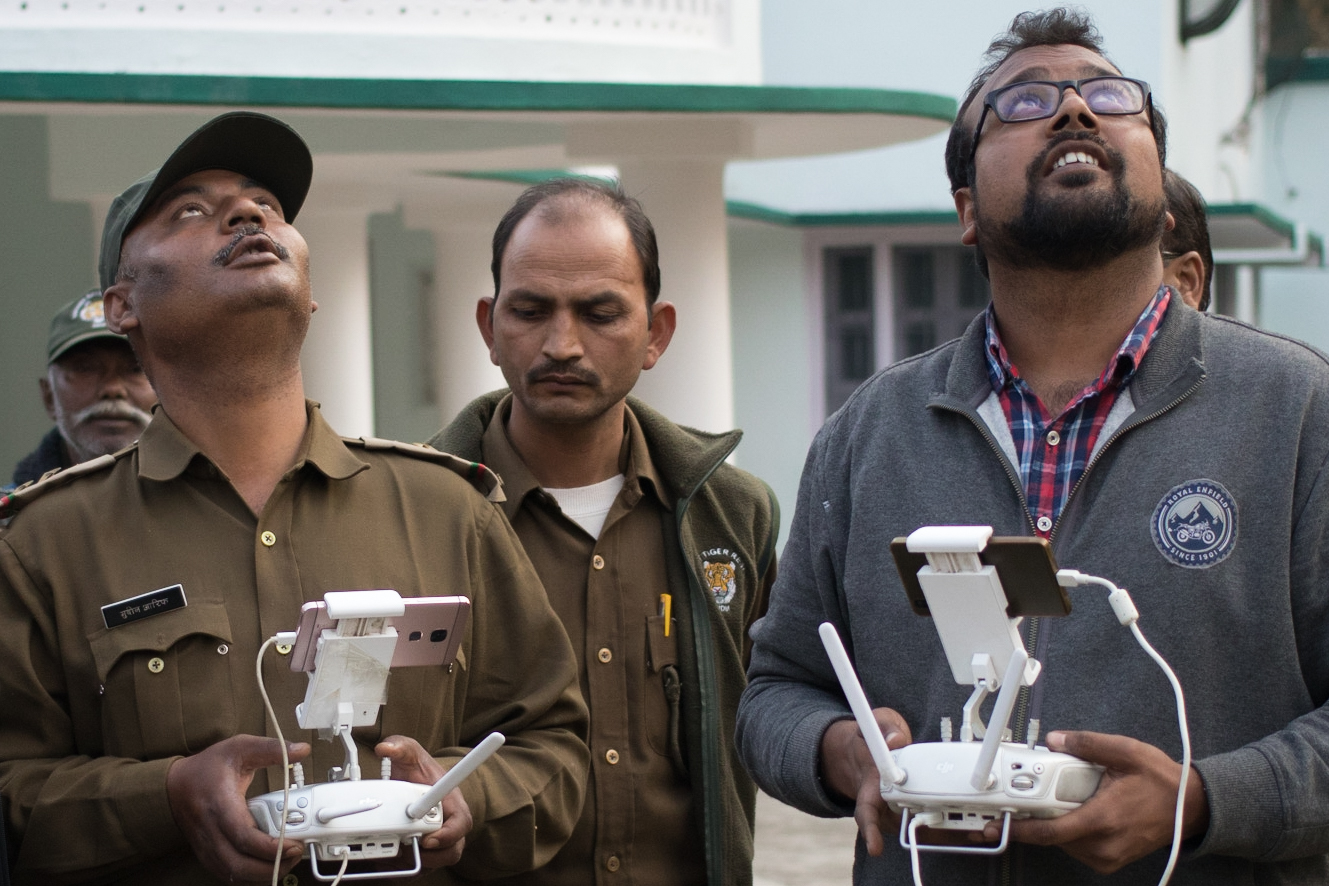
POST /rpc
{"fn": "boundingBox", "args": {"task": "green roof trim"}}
[0,71,957,120]
[726,201,959,227]
[440,178,1312,246]
[1207,202,1296,240]
[1266,56,1329,88]
[440,184,962,225]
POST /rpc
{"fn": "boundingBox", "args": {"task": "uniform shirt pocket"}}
[644,614,681,761]
[87,602,236,758]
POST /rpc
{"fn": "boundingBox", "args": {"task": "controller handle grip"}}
[819,623,907,786]
[406,732,506,820]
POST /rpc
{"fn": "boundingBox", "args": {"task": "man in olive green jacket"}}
[431,177,778,886]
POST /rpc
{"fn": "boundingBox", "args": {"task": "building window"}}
[893,246,990,361]
[824,247,875,416]
[1267,0,1329,86]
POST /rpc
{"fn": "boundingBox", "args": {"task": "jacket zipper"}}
[1048,376,1206,544]
[676,436,742,886]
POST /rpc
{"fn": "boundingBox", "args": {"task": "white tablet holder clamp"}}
[819,526,1104,861]
[249,590,504,882]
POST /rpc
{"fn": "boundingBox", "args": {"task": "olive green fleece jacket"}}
[432,391,779,886]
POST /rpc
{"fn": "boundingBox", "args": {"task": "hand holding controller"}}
[248,732,504,881]
[819,527,1189,886]
[818,623,1101,854]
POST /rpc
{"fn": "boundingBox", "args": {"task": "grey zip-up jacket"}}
[737,304,1329,884]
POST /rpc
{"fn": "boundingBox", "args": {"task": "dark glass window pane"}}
[902,251,934,309]
[904,321,936,357]
[957,254,990,309]
[840,327,873,381]
[838,254,872,311]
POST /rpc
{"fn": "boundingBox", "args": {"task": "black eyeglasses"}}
[970,76,1153,160]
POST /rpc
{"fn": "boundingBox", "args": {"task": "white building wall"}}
[1253,80,1329,349]
[730,0,1168,215]
[728,218,808,547]
[1159,0,1257,201]
[298,203,379,438]
[0,0,762,84]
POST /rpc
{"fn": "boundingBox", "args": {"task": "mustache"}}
[212,225,290,266]
[525,360,600,387]
[71,398,153,428]
[1028,130,1122,180]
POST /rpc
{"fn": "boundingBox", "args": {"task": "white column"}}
[297,203,376,438]
[1235,264,1258,326]
[403,206,506,427]
[616,160,734,433]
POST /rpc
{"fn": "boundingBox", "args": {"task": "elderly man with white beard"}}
[10,290,156,488]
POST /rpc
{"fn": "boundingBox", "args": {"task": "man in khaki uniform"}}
[432,178,779,886]
[10,290,156,488]
[0,112,587,885]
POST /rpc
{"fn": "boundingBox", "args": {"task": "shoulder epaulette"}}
[345,436,506,504]
[0,451,126,520]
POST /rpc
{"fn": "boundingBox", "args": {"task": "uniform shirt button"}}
[282,875,300,886]
[261,530,277,547]
[605,855,621,872]
[592,554,605,570]
[605,749,620,764]
[276,642,293,655]
[1036,516,1053,533]
[597,647,613,663]
[148,657,165,674]
[1046,429,1061,446]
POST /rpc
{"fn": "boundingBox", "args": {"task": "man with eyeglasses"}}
[738,8,1329,885]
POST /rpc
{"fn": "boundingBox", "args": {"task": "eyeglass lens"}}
[993,77,1145,122]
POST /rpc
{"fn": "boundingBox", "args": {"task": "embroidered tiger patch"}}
[699,547,747,611]
[704,561,736,608]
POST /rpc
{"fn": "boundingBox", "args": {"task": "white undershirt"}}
[544,474,626,540]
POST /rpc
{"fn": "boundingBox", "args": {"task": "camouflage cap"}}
[98,111,313,292]
[47,290,127,364]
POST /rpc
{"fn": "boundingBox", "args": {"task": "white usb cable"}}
[1056,569,1192,886]
[257,633,315,886]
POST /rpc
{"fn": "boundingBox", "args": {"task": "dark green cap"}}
[47,290,127,364]
[98,111,313,292]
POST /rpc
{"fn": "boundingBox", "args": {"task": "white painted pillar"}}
[616,160,735,433]
[297,203,376,438]
[1235,264,1258,326]
[403,207,506,427]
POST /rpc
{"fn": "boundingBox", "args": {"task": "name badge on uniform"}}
[101,584,188,629]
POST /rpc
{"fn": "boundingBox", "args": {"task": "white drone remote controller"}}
[250,732,504,881]
[820,624,1100,853]
[821,526,1104,855]
[249,590,500,882]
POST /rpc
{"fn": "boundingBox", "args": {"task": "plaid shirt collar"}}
[983,284,1173,408]
[981,285,1172,537]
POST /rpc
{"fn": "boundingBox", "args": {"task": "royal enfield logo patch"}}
[700,547,747,612]
[1151,480,1237,569]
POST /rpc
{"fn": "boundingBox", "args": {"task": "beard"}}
[974,133,1167,274]
[55,398,153,463]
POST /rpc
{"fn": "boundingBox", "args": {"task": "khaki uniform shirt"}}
[0,404,588,885]
[479,399,705,886]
